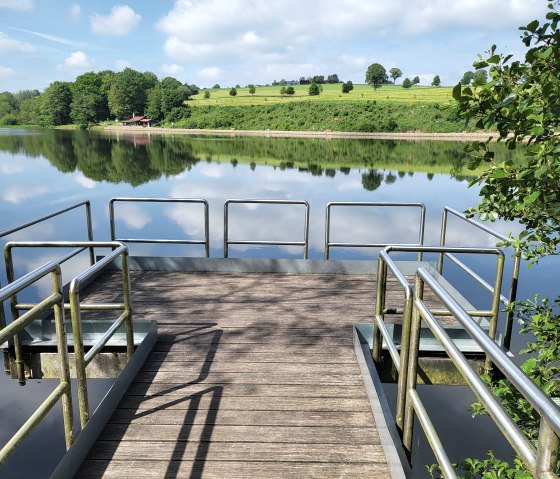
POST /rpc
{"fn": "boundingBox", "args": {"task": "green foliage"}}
[365,63,388,89]
[108,68,152,119]
[71,72,109,128]
[204,90,211,99]
[454,2,560,261]
[460,70,475,85]
[229,87,237,96]
[248,84,256,94]
[165,106,190,123]
[389,68,403,84]
[280,86,286,95]
[40,81,73,126]
[285,86,295,95]
[327,74,340,83]
[428,451,532,479]
[341,81,354,94]
[402,78,412,89]
[212,84,220,89]
[308,83,320,96]
[472,69,488,86]
[432,75,441,87]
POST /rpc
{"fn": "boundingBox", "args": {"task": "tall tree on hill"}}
[460,70,475,85]
[431,75,441,86]
[365,63,388,90]
[71,72,109,128]
[327,74,340,83]
[40,81,72,126]
[412,76,420,85]
[389,68,403,84]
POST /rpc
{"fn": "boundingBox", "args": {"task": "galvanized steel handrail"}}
[4,241,133,428]
[0,201,94,269]
[404,267,560,478]
[373,245,505,435]
[324,202,426,260]
[109,197,210,257]
[224,199,310,258]
[438,206,521,349]
[0,262,74,466]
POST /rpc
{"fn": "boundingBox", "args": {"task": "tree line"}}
[364,63,441,89]
[0,67,197,128]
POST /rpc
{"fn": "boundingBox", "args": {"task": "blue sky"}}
[0,0,548,92]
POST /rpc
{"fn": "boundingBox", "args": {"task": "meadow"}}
[190,83,454,106]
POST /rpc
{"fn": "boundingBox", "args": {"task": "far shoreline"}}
[103,125,496,142]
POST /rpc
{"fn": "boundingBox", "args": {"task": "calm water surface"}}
[0,129,557,477]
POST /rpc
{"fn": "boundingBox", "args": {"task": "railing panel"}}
[109,197,210,257]
[224,199,310,258]
[324,202,425,259]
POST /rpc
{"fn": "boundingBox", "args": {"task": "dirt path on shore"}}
[104,125,495,142]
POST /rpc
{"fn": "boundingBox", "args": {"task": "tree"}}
[472,69,488,86]
[204,90,210,99]
[280,86,286,95]
[389,68,403,84]
[108,68,152,119]
[40,81,72,126]
[450,4,560,476]
[412,76,420,85]
[248,84,256,94]
[212,84,220,89]
[431,75,441,87]
[285,86,295,95]
[312,75,325,84]
[308,82,320,96]
[402,78,412,89]
[365,63,387,90]
[361,170,384,191]
[460,70,475,85]
[229,87,237,96]
[71,72,109,128]
[341,81,354,93]
[327,74,340,83]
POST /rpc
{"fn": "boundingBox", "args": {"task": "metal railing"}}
[373,245,505,434]
[0,262,74,465]
[324,202,426,260]
[4,241,133,427]
[224,199,310,258]
[109,197,210,257]
[438,206,521,349]
[403,267,560,479]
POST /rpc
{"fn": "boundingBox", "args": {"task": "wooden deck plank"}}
[76,270,395,478]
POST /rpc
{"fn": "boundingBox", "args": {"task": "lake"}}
[0,128,557,477]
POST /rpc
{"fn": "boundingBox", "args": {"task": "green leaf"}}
[540,47,553,59]
[526,19,539,32]
[523,191,541,204]
[487,54,501,64]
[452,83,462,101]
[489,169,508,178]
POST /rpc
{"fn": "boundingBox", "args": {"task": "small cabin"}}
[121,115,153,127]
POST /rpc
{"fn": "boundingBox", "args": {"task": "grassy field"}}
[190,83,454,107]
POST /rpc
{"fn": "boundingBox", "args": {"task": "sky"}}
[0,0,549,92]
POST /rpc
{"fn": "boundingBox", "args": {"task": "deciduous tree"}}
[389,68,402,84]
[365,63,387,90]
[40,81,72,126]
[431,75,441,87]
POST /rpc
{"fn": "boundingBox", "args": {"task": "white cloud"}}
[198,66,223,81]
[161,63,184,76]
[114,203,151,230]
[3,185,49,204]
[0,0,33,11]
[12,28,88,47]
[91,5,141,36]
[58,51,92,70]
[69,3,81,21]
[0,161,22,173]
[0,32,36,54]
[74,172,96,189]
[0,66,14,77]
[115,58,132,70]
[157,0,545,64]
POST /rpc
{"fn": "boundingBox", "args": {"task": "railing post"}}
[52,266,74,449]
[85,201,95,265]
[224,201,229,258]
[324,204,331,260]
[69,280,89,428]
[4,244,25,385]
[535,419,560,478]
[303,201,309,259]
[486,251,505,372]
[437,208,448,273]
[503,251,521,351]
[121,250,134,360]
[372,258,386,364]
[204,200,210,258]
[396,285,414,433]
[403,273,424,459]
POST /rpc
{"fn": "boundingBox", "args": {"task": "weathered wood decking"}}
[76,271,410,478]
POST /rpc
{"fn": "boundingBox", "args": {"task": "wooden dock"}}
[75,270,410,478]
